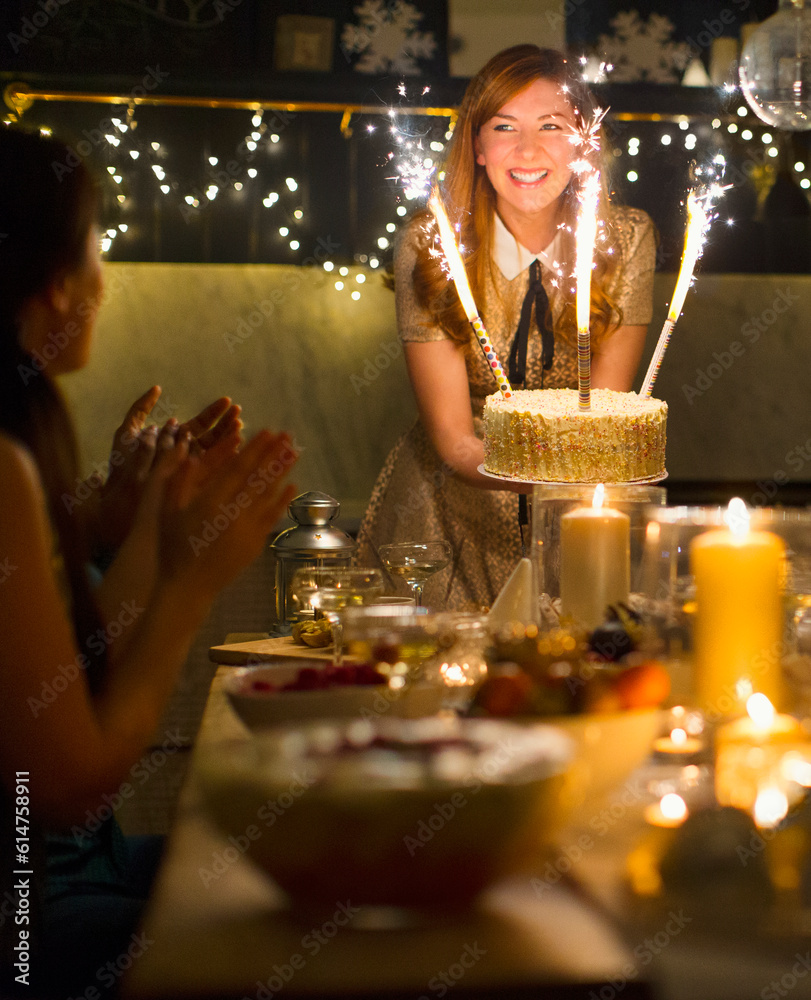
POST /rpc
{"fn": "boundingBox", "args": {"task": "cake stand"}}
[477,468,668,604]
[477,465,668,487]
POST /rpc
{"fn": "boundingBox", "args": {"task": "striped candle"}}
[575,171,601,411]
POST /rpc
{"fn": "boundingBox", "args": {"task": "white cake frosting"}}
[483,388,667,483]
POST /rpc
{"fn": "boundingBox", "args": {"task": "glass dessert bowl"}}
[196,715,573,915]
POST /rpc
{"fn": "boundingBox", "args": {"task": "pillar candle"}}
[560,485,630,631]
[690,500,786,717]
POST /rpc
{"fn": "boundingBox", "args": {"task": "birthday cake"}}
[483,388,667,484]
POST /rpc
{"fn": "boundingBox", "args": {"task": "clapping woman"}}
[0,126,297,995]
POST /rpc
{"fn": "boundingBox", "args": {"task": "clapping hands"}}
[91,386,246,558]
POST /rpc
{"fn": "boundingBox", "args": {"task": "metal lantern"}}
[270,491,356,625]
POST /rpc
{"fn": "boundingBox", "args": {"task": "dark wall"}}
[2,0,808,270]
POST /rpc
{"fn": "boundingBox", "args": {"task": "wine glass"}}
[290,567,385,664]
[378,541,453,608]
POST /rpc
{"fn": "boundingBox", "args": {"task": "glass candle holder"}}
[530,484,667,613]
[640,505,811,717]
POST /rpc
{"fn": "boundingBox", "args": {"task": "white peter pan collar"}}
[492,212,561,281]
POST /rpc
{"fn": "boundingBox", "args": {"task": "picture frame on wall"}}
[274,15,335,73]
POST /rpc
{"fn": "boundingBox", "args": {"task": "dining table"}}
[121,640,811,1000]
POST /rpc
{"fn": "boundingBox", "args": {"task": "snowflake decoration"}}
[598,11,691,84]
[341,0,437,76]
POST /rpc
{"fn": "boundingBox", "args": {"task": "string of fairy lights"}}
[612,93,811,249]
[2,95,457,299]
[616,107,809,191]
[4,82,809,294]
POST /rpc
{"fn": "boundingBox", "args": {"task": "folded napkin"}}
[488,557,540,627]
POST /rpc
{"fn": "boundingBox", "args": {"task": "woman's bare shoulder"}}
[0,432,46,508]
[0,430,38,474]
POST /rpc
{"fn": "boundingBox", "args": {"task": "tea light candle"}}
[716,694,801,747]
[653,727,704,757]
[690,498,786,717]
[715,693,803,816]
[653,705,705,757]
[560,485,630,631]
[644,792,689,828]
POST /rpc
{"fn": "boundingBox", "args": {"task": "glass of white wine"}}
[290,567,385,665]
[378,540,453,608]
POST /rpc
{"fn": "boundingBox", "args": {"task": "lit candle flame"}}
[724,496,750,538]
[746,692,776,730]
[428,191,513,398]
[659,793,688,824]
[591,483,606,510]
[640,156,729,398]
[669,727,688,746]
[780,751,811,788]
[753,784,789,829]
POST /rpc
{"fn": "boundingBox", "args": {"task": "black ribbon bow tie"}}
[508,258,554,385]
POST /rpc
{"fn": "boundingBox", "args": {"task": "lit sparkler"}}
[383,82,446,203]
[569,107,607,412]
[640,155,728,398]
[428,191,512,398]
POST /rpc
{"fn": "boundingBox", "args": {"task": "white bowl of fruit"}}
[469,607,670,814]
[196,714,575,912]
[223,659,444,729]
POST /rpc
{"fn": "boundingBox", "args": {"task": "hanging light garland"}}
[4,84,805,285]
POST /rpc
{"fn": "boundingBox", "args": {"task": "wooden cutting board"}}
[208,635,337,666]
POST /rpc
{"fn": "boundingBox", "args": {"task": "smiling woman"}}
[354,45,657,612]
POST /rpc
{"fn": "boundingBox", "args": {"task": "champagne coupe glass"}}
[378,541,453,608]
[290,567,385,665]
